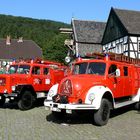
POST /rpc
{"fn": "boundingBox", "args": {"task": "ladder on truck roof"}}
[86,52,140,65]
[14,58,64,67]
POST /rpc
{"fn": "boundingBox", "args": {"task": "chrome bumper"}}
[44,100,96,114]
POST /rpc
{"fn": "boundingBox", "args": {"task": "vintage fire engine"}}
[0,59,67,110]
[44,53,140,126]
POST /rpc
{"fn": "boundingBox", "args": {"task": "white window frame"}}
[138,41,140,52]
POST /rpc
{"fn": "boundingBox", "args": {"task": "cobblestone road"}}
[0,103,140,140]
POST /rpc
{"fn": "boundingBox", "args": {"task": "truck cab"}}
[0,59,67,110]
[44,53,140,126]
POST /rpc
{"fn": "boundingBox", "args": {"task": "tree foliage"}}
[0,14,70,63]
[44,34,68,63]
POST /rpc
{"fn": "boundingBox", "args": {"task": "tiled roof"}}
[114,8,140,35]
[0,39,42,59]
[72,19,106,43]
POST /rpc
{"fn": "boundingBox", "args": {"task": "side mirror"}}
[116,69,120,77]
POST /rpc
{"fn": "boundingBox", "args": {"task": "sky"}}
[0,0,140,23]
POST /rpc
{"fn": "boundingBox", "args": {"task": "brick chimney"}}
[17,37,23,43]
[6,35,11,45]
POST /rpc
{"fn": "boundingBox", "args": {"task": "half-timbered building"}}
[102,8,140,59]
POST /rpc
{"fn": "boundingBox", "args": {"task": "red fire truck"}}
[0,59,67,110]
[44,53,140,126]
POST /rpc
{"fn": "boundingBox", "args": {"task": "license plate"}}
[51,107,61,112]
[66,109,72,114]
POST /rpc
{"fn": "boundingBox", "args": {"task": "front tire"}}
[0,96,5,106]
[93,99,110,126]
[18,91,35,110]
[135,101,140,111]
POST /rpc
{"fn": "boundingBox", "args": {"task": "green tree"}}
[0,14,70,63]
[44,34,69,63]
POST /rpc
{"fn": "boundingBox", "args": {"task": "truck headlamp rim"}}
[48,90,55,97]
[88,93,95,101]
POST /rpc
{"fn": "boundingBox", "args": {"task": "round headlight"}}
[2,61,7,66]
[65,56,71,63]
[48,90,55,97]
[88,93,95,101]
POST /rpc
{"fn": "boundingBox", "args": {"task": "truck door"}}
[41,67,52,92]
[31,66,43,91]
[123,66,132,96]
[108,64,123,98]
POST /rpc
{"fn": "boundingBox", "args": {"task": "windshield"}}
[17,65,30,74]
[73,62,106,75]
[73,62,88,74]
[87,62,106,75]
[8,65,18,74]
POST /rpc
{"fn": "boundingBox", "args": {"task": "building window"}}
[138,41,140,52]
[116,45,119,53]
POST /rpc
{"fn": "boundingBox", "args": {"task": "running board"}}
[114,100,136,109]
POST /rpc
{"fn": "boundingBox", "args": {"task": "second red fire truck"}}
[0,59,67,110]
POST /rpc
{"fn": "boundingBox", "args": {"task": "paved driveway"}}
[0,103,140,140]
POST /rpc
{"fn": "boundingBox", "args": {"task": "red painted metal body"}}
[57,55,140,104]
[0,60,66,96]
[44,53,140,125]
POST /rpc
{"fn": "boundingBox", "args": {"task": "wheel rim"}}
[22,94,32,108]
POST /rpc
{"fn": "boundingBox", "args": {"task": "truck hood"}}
[59,74,106,99]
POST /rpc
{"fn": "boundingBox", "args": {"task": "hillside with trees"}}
[0,14,70,63]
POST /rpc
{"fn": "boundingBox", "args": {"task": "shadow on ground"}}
[0,98,45,110]
[46,111,93,125]
[46,104,139,125]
